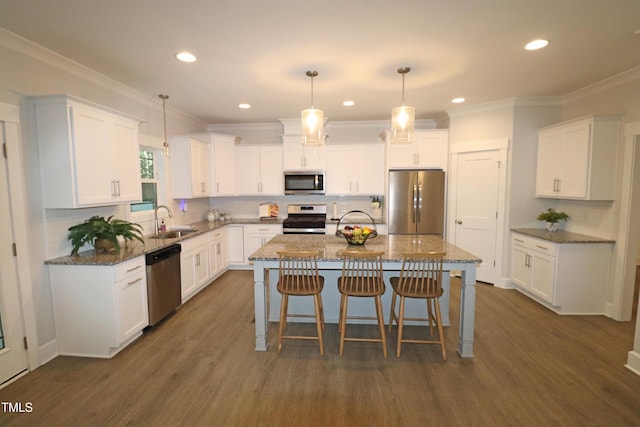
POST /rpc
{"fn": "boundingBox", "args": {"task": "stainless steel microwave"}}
[283,171,325,195]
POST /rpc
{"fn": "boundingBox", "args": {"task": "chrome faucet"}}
[154,205,173,235]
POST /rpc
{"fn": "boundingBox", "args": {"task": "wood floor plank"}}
[1,270,639,426]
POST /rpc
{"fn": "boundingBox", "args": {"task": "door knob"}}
[456,219,463,224]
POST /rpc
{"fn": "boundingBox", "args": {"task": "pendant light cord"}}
[159,94,169,155]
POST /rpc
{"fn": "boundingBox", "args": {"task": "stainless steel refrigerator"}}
[388,169,445,235]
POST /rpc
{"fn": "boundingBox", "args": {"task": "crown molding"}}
[563,66,640,105]
[0,27,205,127]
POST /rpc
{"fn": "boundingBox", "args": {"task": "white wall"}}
[0,32,208,364]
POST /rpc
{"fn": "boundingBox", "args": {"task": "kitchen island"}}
[249,234,482,357]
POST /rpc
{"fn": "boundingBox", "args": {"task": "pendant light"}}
[301,70,323,146]
[158,94,170,156]
[390,67,415,144]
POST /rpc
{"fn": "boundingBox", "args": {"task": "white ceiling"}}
[1,0,639,125]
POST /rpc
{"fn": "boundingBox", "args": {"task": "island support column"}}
[253,260,268,351]
[458,265,476,357]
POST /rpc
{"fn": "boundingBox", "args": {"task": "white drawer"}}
[511,233,557,256]
[114,256,145,281]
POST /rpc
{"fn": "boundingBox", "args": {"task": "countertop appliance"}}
[388,169,445,235]
[145,243,182,326]
[283,171,325,195]
[283,204,327,234]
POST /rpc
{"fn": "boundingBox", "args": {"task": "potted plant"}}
[536,208,569,231]
[67,215,145,255]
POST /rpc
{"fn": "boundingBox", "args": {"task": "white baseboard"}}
[38,339,59,367]
[626,350,640,377]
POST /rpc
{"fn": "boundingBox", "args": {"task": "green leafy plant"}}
[67,215,144,255]
[536,208,569,224]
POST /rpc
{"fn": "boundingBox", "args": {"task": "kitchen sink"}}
[150,230,196,239]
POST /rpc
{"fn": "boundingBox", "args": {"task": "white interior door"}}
[452,149,501,284]
[0,121,29,385]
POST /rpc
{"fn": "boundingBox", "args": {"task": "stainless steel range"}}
[282,204,327,234]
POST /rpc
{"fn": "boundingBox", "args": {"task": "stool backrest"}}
[339,250,385,294]
[396,251,445,297]
[277,250,323,293]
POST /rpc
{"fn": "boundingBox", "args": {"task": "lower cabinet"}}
[209,228,227,278]
[510,233,613,314]
[226,225,245,264]
[48,256,148,358]
[180,233,210,303]
[242,224,282,264]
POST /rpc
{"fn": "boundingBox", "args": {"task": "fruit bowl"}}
[335,210,378,245]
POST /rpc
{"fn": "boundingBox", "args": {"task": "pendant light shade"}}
[301,70,323,145]
[159,94,170,156]
[390,67,415,144]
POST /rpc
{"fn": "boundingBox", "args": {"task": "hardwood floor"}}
[1,270,639,426]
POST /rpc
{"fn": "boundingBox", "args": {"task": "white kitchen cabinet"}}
[325,144,384,195]
[226,225,245,265]
[282,135,326,170]
[48,256,148,358]
[510,232,613,314]
[180,233,210,302]
[211,134,237,196]
[386,129,449,170]
[33,94,142,208]
[208,228,227,278]
[170,136,211,198]
[243,224,282,264]
[236,145,283,195]
[535,116,620,200]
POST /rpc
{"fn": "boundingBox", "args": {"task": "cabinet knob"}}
[456,219,463,224]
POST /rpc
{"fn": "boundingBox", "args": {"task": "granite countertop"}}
[45,217,285,266]
[511,228,615,244]
[248,234,481,263]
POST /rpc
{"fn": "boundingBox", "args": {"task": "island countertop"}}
[248,234,482,263]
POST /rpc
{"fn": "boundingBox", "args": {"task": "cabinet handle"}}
[535,245,549,251]
[416,153,420,164]
[216,182,220,193]
[514,238,524,243]
[127,277,143,286]
[201,182,205,193]
[126,265,143,273]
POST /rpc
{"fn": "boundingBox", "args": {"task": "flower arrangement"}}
[537,208,569,231]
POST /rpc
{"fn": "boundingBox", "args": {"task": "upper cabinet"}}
[170,136,211,198]
[535,116,620,200]
[282,135,326,171]
[235,145,283,195]
[33,95,142,208]
[325,143,384,195]
[386,129,449,170]
[210,134,237,196]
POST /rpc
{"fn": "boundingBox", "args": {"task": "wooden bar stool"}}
[337,250,387,358]
[388,252,447,360]
[276,250,325,355]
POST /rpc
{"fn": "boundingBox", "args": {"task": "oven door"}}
[284,171,325,195]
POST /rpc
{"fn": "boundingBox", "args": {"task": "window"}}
[130,149,158,212]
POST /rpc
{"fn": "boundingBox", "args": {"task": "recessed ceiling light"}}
[343,100,355,107]
[525,39,549,51]
[451,97,466,104]
[176,51,197,62]
[238,103,251,109]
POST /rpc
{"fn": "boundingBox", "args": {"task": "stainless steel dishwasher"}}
[145,244,182,326]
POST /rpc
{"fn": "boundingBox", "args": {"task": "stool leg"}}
[426,298,435,336]
[388,290,397,333]
[339,295,349,357]
[278,294,288,353]
[397,295,406,358]
[318,292,325,331]
[314,294,324,355]
[434,297,446,361]
[375,295,387,358]
[338,294,345,333]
